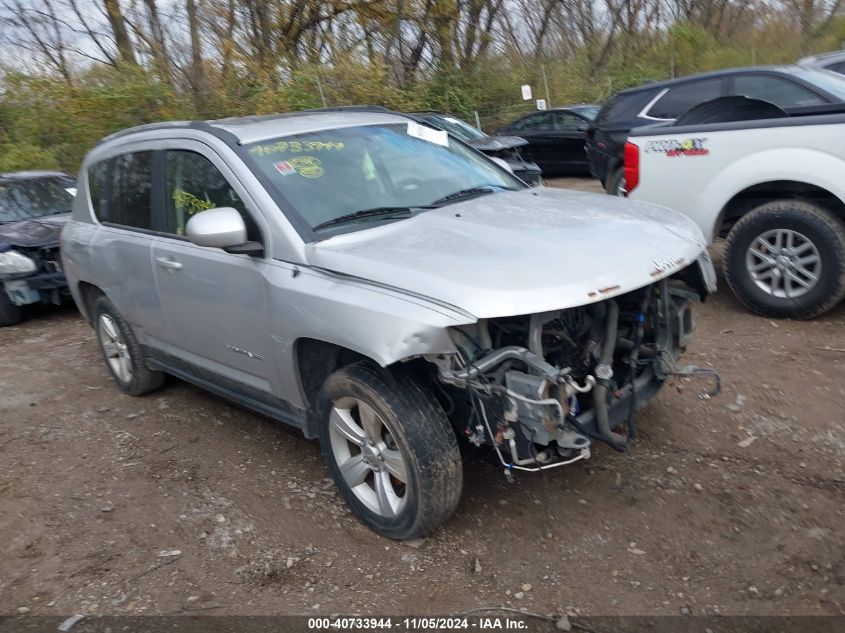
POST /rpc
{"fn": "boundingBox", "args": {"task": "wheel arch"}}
[716,180,845,240]
[293,337,445,437]
[294,337,444,407]
[75,281,106,325]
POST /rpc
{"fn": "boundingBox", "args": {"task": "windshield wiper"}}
[431,185,516,206]
[313,206,422,231]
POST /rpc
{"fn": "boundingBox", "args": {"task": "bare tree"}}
[1,0,74,82]
[102,0,137,65]
[186,0,208,112]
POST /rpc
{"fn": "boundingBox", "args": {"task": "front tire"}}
[93,295,165,395]
[723,200,845,319]
[317,362,462,540]
[0,290,24,327]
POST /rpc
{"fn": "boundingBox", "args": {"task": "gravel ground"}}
[1,178,843,618]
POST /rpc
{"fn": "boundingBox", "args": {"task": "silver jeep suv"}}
[62,107,718,539]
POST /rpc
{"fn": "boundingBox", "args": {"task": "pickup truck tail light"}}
[623,141,639,193]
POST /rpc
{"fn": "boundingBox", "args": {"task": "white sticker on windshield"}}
[65,187,77,196]
[407,121,448,147]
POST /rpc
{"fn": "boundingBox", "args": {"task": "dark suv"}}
[586,66,845,194]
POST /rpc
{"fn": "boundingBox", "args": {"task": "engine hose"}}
[625,289,653,444]
[563,414,622,450]
[593,299,628,449]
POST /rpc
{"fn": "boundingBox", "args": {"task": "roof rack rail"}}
[95,105,409,147]
[97,120,201,145]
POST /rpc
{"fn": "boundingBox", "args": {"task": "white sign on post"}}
[536,99,547,110]
[520,84,532,100]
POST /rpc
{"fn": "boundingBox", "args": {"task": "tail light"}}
[623,141,639,194]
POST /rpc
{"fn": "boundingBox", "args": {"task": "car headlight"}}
[0,251,37,276]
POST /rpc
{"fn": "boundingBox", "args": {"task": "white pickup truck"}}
[626,107,845,319]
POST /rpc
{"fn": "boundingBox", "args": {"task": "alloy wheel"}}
[745,228,822,299]
[328,397,409,518]
[98,314,133,383]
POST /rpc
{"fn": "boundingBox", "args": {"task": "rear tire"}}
[723,200,845,319]
[0,290,24,327]
[93,295,165,395]
[317,362,462,540]
[606,167,625,196]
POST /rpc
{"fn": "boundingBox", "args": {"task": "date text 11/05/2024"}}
[308,617,529,630]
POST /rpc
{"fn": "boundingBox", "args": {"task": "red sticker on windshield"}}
[274,160,296,176]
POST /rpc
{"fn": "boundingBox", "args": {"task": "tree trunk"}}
[186,0,208,114]
[103,0,137,65]
[143,0,173,85]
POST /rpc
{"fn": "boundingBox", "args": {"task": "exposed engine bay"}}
[430,274,720,475]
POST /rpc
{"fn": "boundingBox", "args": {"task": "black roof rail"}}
[95,105,410,147]
[97,120,209,146]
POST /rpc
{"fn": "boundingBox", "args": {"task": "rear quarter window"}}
[87,160,109,220]
[97,151,153,230]
[596,89,660,125]
[647,79,723,119]
[828,61,845,75]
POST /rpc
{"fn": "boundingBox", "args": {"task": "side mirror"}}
[186,207,247,248]
[489,156,514,174]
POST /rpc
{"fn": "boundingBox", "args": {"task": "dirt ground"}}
[1,178,843,619]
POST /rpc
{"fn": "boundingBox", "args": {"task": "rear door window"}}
[646,79,723,119]
[511,113,555,132]
[728,75,824,108]
[552,111,587,131]
[106,152,153,229]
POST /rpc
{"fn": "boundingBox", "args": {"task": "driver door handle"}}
[155,257,183,271]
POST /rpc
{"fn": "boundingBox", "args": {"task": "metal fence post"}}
[541,64,552,109]
[316,75,328,107]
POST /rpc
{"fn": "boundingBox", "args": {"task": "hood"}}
[0,214,68,248]
[467,135,528,152]
[306,188,708,319]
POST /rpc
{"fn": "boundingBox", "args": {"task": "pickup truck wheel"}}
[0,290,24,327]
[724,200,845,319]
[317,362,462,540]
[93,295,166,395]
[606,167,626,196]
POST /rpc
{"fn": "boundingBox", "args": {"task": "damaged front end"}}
[429,273,720,474]
[0,243,67,307]
[469,136,543,186]
[0,215,70,310]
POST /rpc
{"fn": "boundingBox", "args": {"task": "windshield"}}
[244,123,523,235]
[425,115,487,142]
[792,68,845,99]
[0,177,76,223]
